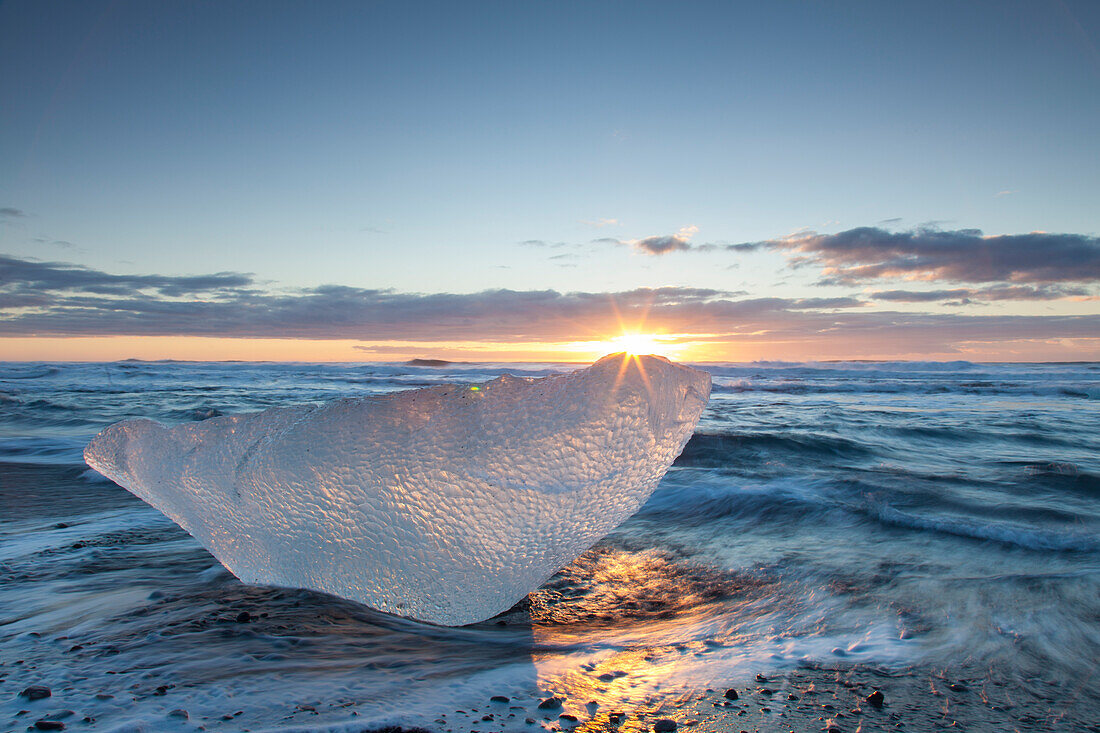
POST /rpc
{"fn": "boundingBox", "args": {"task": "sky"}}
[1,0,1098,362]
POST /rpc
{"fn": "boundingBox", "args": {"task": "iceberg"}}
[84,354,711,625]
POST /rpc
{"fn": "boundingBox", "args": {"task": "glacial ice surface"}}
[84,354,711,625]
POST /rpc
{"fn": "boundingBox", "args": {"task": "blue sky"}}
[1,0,1098,360]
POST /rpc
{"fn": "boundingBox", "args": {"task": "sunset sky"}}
[2,0,1098,362]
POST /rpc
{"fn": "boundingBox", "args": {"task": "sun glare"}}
[608,332,669,357]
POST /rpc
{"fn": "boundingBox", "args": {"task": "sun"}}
[607,332,670,357]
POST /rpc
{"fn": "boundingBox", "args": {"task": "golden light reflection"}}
[524,548,746,732]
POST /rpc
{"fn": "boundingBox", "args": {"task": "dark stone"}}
[525,718,536,725]
[490,696,509,703]
[168,709,189,719]
[481,714,493,721]
[756,674,768,682]
[653,718,677,732]
[34,722,65,731]
[54,523,69,529]
[537,697,563,710]
[20,686,51,700]
[866,690,884,707]
[948,682,968,692]
[758,687,773,695]
[724,689,738,700]
[153,685,169,696]
[236,611,252,623]
[598,673,616,682]
[559,714,578,722]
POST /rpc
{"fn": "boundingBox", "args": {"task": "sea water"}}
[1,360,1098,731]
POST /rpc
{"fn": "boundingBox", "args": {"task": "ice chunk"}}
[84,354,710,625]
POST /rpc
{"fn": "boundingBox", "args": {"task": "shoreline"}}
[386,662,1099,733]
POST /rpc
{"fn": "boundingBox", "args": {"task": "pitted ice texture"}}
[84,354,711,625]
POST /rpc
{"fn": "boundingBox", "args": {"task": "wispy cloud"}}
[872,285,1090,303]
[519,239,568,248]
[581,218,620,228]
[31,238,76,249]
[0,208,26,219]
[0,254,252,297]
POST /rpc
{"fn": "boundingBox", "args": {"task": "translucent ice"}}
[84,354,711,625]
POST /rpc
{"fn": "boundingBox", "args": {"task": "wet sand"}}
[418,663,1099,733]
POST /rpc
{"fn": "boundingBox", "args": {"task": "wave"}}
[868,504,1100,553]
[0,436,89,465]
[645,471,1100,554]
[0,365,61,380]
[675,432,875,467]
[709,378,1099,399]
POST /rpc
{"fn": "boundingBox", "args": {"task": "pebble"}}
[21,686,52,700]
[724,688,739,700]
[537,697,563,710]
[236,611,252,623]
[168,709,189,719]
[866,690,885,707]
[653,719,677,732]
[490,695,509,703]
[34,722,65,731]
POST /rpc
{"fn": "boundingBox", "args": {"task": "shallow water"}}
[1,360,1098,731]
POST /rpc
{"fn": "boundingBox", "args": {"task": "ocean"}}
[1,360,1098,732]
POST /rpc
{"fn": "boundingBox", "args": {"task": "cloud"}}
[612,225,705,255]
[0,208,26,218]
[32,238,76,249]
[786,297,865,309]
[632,234,693,255]
[1,254,1098,357]
[872,285,1090,303]
[736,226,1100,285]
[519,239,568,248]
[582,218,619,228]
[0,254,252,298]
